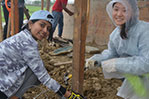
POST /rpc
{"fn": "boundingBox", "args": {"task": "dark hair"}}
[112,2,128,39]
[120,23,127,39]
[112,2,116,7]
[21,20,39,31]
[21,19,52,40]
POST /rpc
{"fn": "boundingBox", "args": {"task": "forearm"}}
[63,7,73,14]
[62,4,73,16]
[115,56,149,75]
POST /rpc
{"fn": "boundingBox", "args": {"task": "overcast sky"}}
[51,0,74,4]
[27,0,75,4]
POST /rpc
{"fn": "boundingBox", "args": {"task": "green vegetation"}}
[1,4,53,22]
[26,5,41,14]
[1,6,5,22]
[25,5,53,20]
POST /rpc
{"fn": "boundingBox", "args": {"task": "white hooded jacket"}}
[90,0,149,98]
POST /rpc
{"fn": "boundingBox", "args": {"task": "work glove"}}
[85,54,101,70]
[68,91,86,99]
[101,58,117,73]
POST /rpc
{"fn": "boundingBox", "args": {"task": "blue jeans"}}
[49,11,64,41]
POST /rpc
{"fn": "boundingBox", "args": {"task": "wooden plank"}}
[87,0,90,29]
[72,0,88,94]
[54,61,72,66]
[0,0,3,41]
[41,0,44,10]
[11,0,19,35]
[46,0,50,11]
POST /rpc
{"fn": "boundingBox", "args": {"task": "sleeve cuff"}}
[56,86,66,97]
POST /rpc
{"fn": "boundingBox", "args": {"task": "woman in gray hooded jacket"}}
[85,0,149,99]
[0,10,84,99]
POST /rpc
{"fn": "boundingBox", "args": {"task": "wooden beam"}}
[54,61,72,66]
[11,0,19,35]
[41,0,44,10]
[0,0,3,41]
[87,0,90,27]
[72,0,88,94]
[46,0,50,11]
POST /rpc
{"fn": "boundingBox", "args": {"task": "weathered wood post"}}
[11,0,19,35]
[72,0,89,94]
[41,0,44,10]
[46,0,50,11]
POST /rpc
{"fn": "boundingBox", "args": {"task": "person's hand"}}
[68,91,85,99]
[85,59,98,70]
[101,58,117,73]
[85,55,101,70]
[68,11,74,16]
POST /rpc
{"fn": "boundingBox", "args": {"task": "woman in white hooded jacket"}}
[85,0,149,99]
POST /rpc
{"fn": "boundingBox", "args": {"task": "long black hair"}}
[120,23,127,39]
[113,3,128,39]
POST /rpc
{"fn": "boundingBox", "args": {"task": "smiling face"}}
[112,2,127,26]
[29,20,52,40]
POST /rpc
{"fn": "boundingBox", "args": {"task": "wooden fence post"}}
[11,0,19,35]
[41,0,44,10]
[72,0,88,94]
[46,0,50,11]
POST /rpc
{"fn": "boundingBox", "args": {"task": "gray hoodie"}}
[0,29,60,97]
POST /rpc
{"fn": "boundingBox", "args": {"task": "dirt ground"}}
[23,39,123,99]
